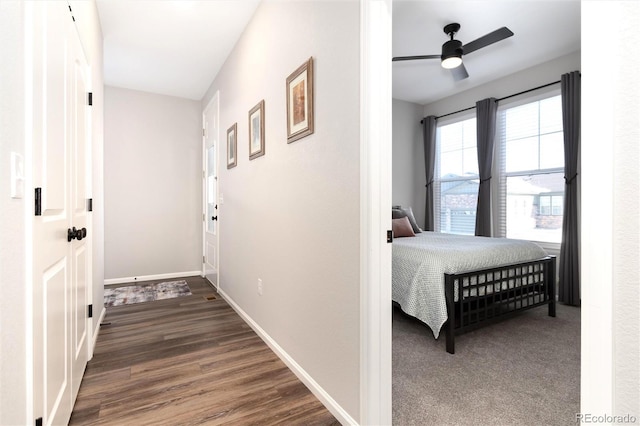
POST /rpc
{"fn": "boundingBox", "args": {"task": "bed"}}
[392,231,556,354]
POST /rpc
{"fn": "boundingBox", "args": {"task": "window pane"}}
[539,196,551,215]
[439,179,478,235]
[436,117,478,234]
[206,146,217,234]
[552,195,564,216]
[505,102,538,140]
[438,118,477,177]
[505,172,564,243]
[539,96,563,134]
[539,132,564,169]
[440,150,462,177]
[506,136,539,172]
[463,147,478,175]
[462,118,476,148]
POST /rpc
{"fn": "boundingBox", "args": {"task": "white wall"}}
[104,87,202,281]
[0,2,27,423]
[201,1,361,421]
[392,98,425,227]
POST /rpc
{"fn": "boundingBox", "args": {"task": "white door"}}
[203,93,220,287]
[31,3,90,424]
[69,17,90,402]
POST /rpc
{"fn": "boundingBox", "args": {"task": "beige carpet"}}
[393,303,580,425]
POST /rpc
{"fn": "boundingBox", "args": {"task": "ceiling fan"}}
[392,23,514,81]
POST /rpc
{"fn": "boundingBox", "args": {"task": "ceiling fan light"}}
[441,39,463,69]
[441,56,462,69]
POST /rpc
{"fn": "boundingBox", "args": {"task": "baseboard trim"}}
[217,288,358,426]
[104,270,202,286]
[89,306,106,361]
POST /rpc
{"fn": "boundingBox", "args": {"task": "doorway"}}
[202,92,220,288]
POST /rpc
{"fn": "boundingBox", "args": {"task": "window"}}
[435,116,478,235]
[539,194,564,216]
[496,94,564,243]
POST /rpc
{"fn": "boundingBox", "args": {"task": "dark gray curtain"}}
[474,98,498,237]
[559,71,581,306]
[422,116,437,231]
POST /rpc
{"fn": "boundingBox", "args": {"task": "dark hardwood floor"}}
[70,276,339,425]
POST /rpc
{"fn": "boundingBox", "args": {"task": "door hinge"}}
[35,187,42,216]
[88,198,93,212]
[202,213,205,221]
[387,230,393,243]
[203,256,205,263]
[88,92,93,106]
[88,304,93,318]
[203,128,206,137]
[35,417,43,426]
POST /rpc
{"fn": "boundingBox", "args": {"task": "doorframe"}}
[202,91,220,291]
[359,0,392,424]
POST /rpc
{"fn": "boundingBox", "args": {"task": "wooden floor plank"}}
[70,276,339,425]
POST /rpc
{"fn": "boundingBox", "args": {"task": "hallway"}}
[70,276,338,425]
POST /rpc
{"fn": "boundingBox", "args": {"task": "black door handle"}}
[212,216,218,221]
[67,227,87,242]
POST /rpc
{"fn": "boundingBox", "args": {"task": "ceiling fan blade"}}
[392,54,440,62]
[451,63,469,81]
[462,27,514,55]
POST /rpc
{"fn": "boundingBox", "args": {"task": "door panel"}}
[31,2,89,424]
[32,3,73,424]
[43,259,69,426]
[69,21,89,399]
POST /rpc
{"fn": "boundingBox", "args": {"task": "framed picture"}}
[248,100,265,160]
[226,123,237,169]
[286,57,314,143]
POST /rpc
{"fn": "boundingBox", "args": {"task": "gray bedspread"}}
[392,232,547,338]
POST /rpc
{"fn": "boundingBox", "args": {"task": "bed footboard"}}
[444,256,556,354]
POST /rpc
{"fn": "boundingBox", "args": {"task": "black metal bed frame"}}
[443,256,556,354]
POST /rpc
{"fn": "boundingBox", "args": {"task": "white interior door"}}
[203,93,220,287]
[69,18,90,402]
[31,3,90,424]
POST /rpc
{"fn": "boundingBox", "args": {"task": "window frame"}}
[494,86,564,249]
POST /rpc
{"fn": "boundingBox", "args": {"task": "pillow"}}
[392,208,407,219]
[392,206,422,233]
[392,217,415,238]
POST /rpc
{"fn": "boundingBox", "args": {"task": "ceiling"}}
[96,0,260,100]
[392,1,581,105]
[96,1,580,104]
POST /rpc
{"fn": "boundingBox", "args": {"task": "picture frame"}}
[226,123,237,169]
[286,57,314,143]
[248,100,265,160]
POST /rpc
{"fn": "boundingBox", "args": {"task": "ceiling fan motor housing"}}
[441,39,463,60]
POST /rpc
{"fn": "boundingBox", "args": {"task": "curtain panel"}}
[559,71,581,306]
[474,98,498,237]
[422,116,437,231]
